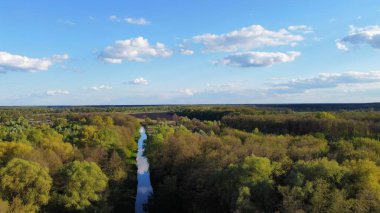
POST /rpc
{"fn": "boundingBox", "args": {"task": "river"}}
[135,127,153,213]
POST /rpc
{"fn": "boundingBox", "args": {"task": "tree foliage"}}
[145,111,380,213]
[54,161,108,210]
[0,158,52,212]
[0,109,140,212]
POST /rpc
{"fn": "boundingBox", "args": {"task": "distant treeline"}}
[252,103,380,112]
[175,107,380,140]
[222,114,380,140]
[2,102,380,115]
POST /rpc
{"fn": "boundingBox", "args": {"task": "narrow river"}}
[135,127,153,213]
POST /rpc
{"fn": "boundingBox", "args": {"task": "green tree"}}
[55,160,108,210]
[0,158,52,212]
[0,142,33,165]
[241,155,274,183]
[237,155,278,212]
[288,135,328,161]
[343,159,380,211]
[235,186,254,213]
[316,112,336,120]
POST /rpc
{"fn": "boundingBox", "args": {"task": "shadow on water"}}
[135,127,153,213]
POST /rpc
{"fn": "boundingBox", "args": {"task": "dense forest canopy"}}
[144,106,380,213]
[1,105,380,213]
[0,108,140,212]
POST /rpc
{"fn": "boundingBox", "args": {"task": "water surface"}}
[135,127,153,213]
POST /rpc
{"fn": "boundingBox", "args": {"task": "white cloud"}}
[46,90,69,96]
[179,49,194,55]
[0,51,69,72]
[109,15,119,21]
[336,25,380,50]
[181,89,194,96]
[336,41,349,51]
[192,25,303,52]
[178,44,194,55]
[129,77,149,85]
[272,71,380,94]
[125,17,150,25]
[90,85,112,91]
[288,25,313,34]
[52,54,69,62]
[102,58,123,64]
[109,15,150,25]
[214,51,301,67]
[99,37,172,63]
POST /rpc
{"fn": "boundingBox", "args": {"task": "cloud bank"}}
[273,71,380,93]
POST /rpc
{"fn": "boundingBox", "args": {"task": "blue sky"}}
[1,0,380,105]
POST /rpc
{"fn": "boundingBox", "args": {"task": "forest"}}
[145,106,380,213]
[0,108,140,212]
[0,105,380,213]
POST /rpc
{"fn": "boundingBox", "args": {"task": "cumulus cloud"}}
[0,51,69,72]
[46,90,69,96]
[125,17,150,25]
[99,37,172,63]
[272,71,380,94]
[90,85,112,91]
[336,25,380,50]
[214,51,301,67]
[192,25,303,52]
[129,77,149,85]
[288,25,313,34]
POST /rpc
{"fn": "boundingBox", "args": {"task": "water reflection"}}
[135,127,153,213]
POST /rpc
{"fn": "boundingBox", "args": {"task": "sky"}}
[1,0,380,105]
